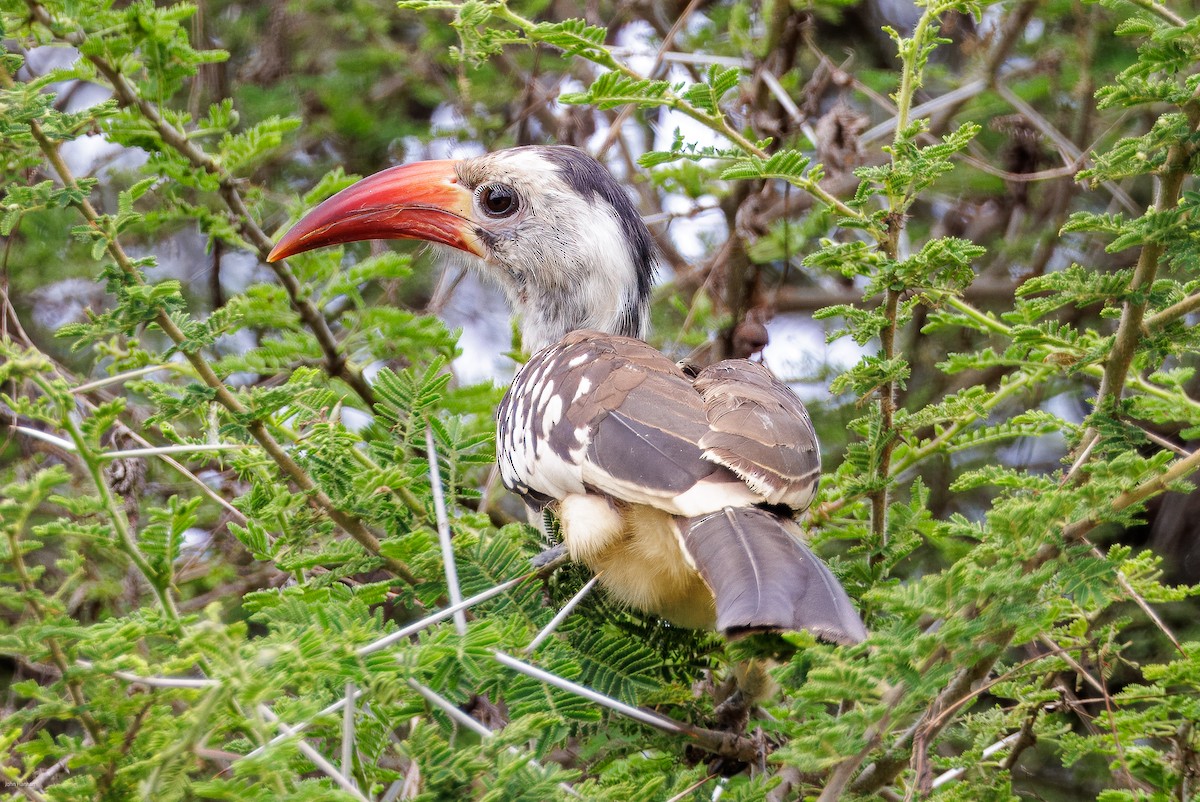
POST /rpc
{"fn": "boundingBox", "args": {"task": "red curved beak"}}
[267,159,484,262]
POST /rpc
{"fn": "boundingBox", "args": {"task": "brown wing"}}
[496,331,757,516]
[570,335,714,495]
[694,360,821,511]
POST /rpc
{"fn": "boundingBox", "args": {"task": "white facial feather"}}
[455,148,648,352]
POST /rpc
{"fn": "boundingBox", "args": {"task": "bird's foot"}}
[531,543,568,574]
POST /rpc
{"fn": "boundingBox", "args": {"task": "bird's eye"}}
[478,183,519,218]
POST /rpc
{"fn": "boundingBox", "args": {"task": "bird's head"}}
[268,146,655,353]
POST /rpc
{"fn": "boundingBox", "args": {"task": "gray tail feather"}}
[682,507,867,644]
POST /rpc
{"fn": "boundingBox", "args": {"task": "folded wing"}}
[694,360,822,511]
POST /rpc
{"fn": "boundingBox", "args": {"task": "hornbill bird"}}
[269,145,867,645]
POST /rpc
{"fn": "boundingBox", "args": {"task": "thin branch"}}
[2,499,104,743]
[28,757,70,792]
[143,687,226,797]
[1035,636,1106,695]
[53,394,181,626]
[1144,289,1200,331]
[1090,545,1185,654]
[15,784,50,802]
[817,734,889,802]
[994,82,1139,214]
[999,670,1058,773]
[815,676,913,801]
[491,5,869,225]
[812,367,1043,524]
[1063,438,1200,542]
[1123,0,1188,27]
[0,57,417,584]
[850,652,1006,796]
[25,1,377,409]
[1097,649,1144,791]
[938,296,1200,418]
[850,512,1191,799]
[1080,97,1200,403]
[871,286,901,559]
[594,0,704,158]
[665,772,721,802]
[2,321,252,524]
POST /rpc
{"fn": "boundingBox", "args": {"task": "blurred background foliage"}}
[3,0,1200,799]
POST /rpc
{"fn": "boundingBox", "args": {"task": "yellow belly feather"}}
[558,494,716,629]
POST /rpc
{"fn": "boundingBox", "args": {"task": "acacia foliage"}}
[2,0,1200,799]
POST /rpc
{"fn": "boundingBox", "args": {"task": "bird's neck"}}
[517,285,647,353]
[513,260,650,354]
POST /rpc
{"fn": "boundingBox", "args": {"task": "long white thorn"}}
[860,79,988,145]
[358,573,528,656]
[76,659,219,689]
[524,574,600,655]
[245,689,367,759]
[259,705,371,802]
[930,732,1022,789]
[72,363,185,393]
[760,70,802,122]
[8,424,75,451]
[98,443,249,461]
[341,682,357,791]
[426,423,467,635]
[493,651,684,734]
[244,573,533,761]
[407,679,582,798]
[407,679,493,738]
